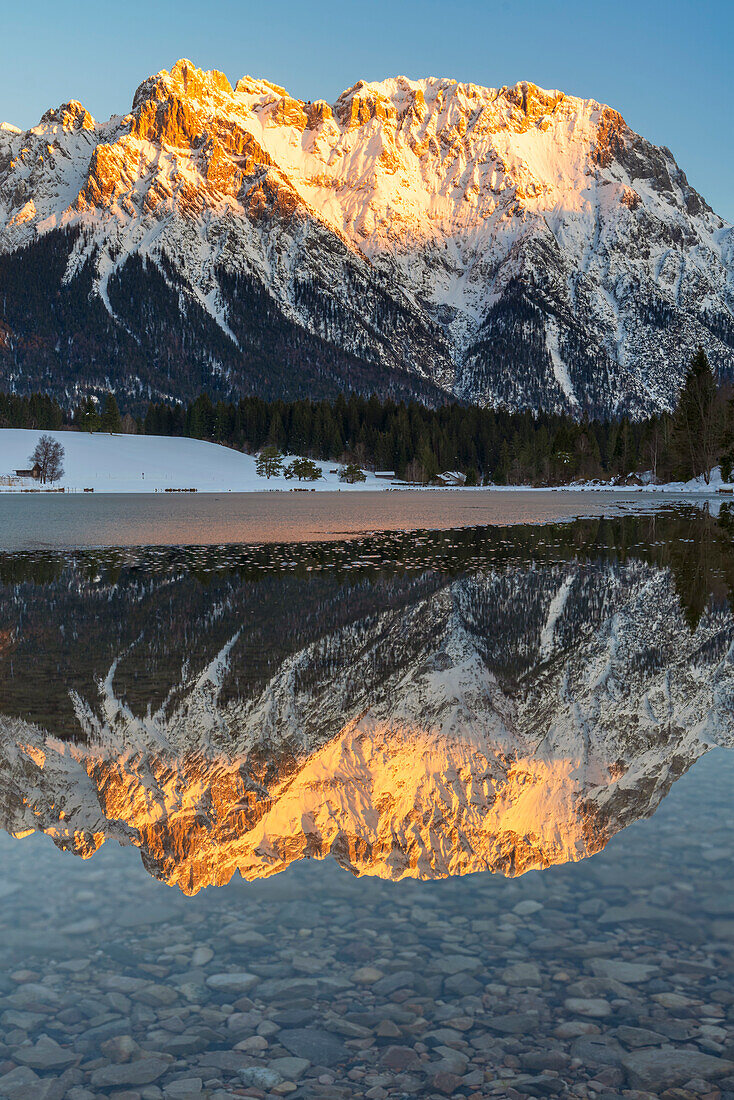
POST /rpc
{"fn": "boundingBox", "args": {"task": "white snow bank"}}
[0,429,388,494]
[0,429,730,496]
[551,467,731,495]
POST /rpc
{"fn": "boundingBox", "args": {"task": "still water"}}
[0,489,699,549]
[0,508,733,1099]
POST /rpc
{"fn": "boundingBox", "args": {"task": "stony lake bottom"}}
[0,503,733,1100]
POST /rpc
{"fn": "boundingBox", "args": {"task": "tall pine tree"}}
[671,347,722,484]
[101,394,122,433]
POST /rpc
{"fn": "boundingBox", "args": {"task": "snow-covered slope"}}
[0,427,385,492]
[1,557,732,890]
[1,428,729,494]
[1,61,733,415]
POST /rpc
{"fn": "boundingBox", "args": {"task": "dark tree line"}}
[0,392,66,431]
[1,348,733,485]
[0,392,126,434]
[135,349,734,485]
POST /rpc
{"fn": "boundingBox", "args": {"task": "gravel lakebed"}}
[0,751,732,1100]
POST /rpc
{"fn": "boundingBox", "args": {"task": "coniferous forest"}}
[1,349,732,486]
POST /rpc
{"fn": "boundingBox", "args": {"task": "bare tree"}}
[30,435,65,484]
[404,457,426,485]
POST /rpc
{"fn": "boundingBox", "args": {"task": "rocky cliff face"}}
[1,556,732,892]
[1,60,732,412]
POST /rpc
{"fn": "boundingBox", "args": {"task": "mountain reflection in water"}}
[1,509,733,894]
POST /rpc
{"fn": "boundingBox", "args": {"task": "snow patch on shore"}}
[0,429,385,493]
[0,428,730,496]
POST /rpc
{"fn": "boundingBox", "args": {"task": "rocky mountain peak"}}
[502,80,565,117]
[0,61,732,414]
[131,58,233,114]
[38,100,95,132]
[333,79,398,130]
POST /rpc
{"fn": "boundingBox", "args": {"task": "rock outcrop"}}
[0,61,732,411]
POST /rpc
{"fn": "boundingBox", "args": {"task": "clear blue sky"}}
[2,0,732,221]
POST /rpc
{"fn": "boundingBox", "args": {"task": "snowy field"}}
[0,430,392,494]
[0,428,729,495]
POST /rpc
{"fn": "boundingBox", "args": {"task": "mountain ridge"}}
[1,555,732,892]
[1,60,732,414]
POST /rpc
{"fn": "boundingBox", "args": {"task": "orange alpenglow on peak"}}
[132,58,234,110]
[0,560,731,895]
[0,58,729,416]
[38,100,96,131]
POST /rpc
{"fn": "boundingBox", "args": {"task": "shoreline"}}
[0,488,717,551]
[0,483,729,496]
[1,429,729,498]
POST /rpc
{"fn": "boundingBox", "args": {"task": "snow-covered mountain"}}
[1,556,732,892]
[1,60,733,413]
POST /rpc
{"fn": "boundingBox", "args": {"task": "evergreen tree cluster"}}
[1,349,733,486]
[0,391,127,435]
[142,353,734,485]
[0,392,66,431]
[0,227,446,408]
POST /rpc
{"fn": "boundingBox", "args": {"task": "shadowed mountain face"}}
[0,513,733,893]
[1,60,733,412]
